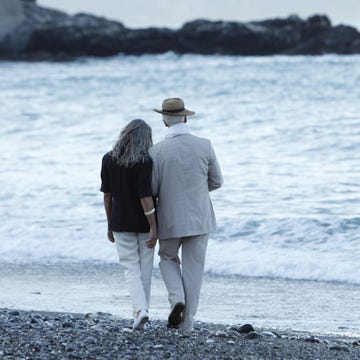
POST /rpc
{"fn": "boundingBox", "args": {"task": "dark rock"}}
[237,324,255,334]
[1,1,360,59]
[9,310,20,316]
[329,345,351,352]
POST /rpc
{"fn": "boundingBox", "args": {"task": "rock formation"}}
[0,0,359,60]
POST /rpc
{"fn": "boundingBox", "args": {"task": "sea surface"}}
[0,54,359,334]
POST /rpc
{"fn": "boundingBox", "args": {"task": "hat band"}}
[163,107,185,113]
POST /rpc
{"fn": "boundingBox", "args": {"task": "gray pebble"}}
[214,330,228,337]
[62,321,75,328]
[304,336,321,343]
[9,310,20,316]
[245,331,262,340]
[1,309,359,360]
[329,345,351,352]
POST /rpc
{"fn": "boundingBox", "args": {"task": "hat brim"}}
[153,108,195,116]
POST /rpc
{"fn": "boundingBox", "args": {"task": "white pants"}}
[158,234,209,331]
[113,232,154,317]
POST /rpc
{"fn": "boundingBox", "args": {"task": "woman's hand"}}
[146,229,158,248]
[107,230,115,243]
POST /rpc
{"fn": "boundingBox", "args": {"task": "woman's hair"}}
[111,119,153,167]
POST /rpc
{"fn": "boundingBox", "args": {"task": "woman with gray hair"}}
[100,119,157,330]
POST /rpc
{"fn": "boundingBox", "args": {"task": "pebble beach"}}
[1,308,360,360]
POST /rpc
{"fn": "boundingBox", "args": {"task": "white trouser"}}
[113,232,154,318]
[158,234,209,331]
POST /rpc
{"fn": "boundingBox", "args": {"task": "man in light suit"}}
[150,97,223,331]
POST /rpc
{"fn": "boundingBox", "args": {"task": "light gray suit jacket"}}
[149,133,223,239]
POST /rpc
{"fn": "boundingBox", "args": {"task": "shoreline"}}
[1,261,359,337]
[1,308,359,359]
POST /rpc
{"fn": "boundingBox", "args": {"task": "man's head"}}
[154,97,195,127]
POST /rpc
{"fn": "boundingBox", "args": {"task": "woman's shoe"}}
[133,309,149,330]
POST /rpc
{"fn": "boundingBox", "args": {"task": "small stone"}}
[9,310,20,316]
[227,340,235,344]
[245,331,262,340]
[215,330,228,337]
[237,324,255,334]
[206,339,215,344]
[261,331,278,338]
[304,336,321,343]
[329,345,351,352]
[122,327,133,333]
[32,313,44,320]
[85,337,96,345]
[62,321,74,328]
[153,345,163,349]
[61,314,74,321]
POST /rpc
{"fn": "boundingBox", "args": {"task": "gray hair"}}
[111,119,153,167]
[162,114,185,127]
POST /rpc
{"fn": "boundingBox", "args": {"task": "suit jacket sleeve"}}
[208,142,223,191]
[150,148,160,196]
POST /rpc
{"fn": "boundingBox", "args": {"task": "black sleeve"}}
[100,153,111,193]
[136,158,153,198]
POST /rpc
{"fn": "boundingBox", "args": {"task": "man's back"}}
[150,133,223,239]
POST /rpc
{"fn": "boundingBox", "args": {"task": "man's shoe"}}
[133,309,149,330]
[168,302,185,328]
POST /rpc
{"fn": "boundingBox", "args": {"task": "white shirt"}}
[165,123,191,139]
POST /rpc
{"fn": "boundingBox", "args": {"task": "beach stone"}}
[214,330,228,337]
[304,336,321,343]
[236,324,255,334]
[9,310,20,316]
[329,345,351,352]
[261,331,278,338]
[85,336,96,345]
[122,327,133,333]
[245,331,262,340]
[61,313,74,321]
[62,321,75,328]
[31,313,44,320]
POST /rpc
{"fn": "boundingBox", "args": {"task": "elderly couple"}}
[100,98,223,331]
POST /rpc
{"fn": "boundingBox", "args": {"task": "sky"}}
[38,0,360,29]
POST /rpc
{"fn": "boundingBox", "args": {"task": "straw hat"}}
[154,98,195,116]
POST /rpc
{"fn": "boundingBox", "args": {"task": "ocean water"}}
[0,54,360,283]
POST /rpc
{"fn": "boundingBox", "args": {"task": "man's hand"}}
[107,230,115,243]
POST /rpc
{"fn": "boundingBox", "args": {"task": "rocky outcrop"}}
[1,0,360,60]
